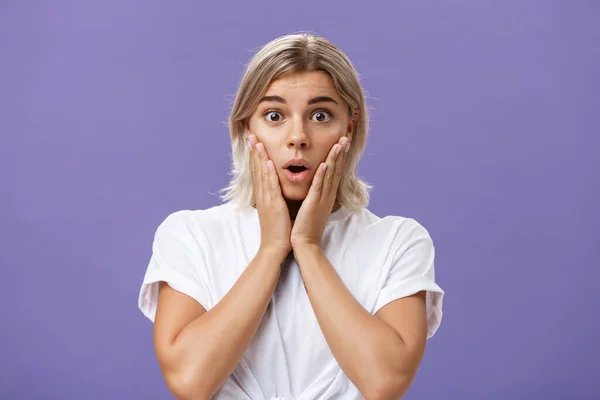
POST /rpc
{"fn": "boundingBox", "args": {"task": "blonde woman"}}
[138,33,444,400]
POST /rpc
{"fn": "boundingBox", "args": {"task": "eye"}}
[311,110,332,122]
[264,111,283,123]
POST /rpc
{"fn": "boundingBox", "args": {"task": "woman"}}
[138,33,444,400]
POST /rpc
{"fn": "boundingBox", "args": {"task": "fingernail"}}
[345,142,351,153]
[335,145,342,155]
[256,143,262,153]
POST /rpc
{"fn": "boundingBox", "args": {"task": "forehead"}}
[264,70,340,98]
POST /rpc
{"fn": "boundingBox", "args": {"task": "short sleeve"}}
[138,211,212,322]
[372,219,444,338]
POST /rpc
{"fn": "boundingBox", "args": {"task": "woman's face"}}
[246,70,353,201]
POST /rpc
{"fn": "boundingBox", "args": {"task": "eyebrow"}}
[258,95,340,106]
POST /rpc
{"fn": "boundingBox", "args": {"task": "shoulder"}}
[155,203,242,234]
[151,203,254,252]
[351,208,433,245]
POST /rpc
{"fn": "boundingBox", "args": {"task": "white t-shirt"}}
[138,203,444,400]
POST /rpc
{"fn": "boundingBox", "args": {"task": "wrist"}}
[291,242,322,257]
[257,245,290,265]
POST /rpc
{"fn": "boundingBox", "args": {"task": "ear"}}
[347,108,360,139]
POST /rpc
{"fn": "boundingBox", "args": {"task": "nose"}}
[286,121,310,149]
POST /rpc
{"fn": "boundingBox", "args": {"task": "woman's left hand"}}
[291,136,351,250]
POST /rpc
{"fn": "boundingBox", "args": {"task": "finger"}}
[248,135,263,205]
[305,162,328,203]
[321,141,344,200]
[330,138,349,196]
[266,159,284,201]
[255,142,271,200]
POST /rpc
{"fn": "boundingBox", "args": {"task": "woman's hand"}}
[291,136,350,250]
[248,134,292,259]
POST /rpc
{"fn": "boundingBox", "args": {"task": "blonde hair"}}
[220,33,371,212]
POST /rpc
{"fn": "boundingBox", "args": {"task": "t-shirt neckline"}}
[241,203,350,224]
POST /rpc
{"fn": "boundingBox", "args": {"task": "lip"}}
[283,158,311,169]
[284,168,310,183]
[282,158,311,183]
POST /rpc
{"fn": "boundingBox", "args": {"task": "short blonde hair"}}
[220,33,371,212]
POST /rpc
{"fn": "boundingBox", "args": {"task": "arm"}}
[289,136,428,398]
[153,135,292,399]
[293,245,427,400]
[153,247,286,400]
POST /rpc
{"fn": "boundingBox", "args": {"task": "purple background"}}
[3,1,599,399]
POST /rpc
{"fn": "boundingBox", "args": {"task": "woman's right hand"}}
[248,134,292,259]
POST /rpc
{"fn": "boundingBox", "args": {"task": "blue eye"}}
[312,111,332,122]
[265,111,282,122]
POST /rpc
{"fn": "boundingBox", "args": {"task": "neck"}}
[286,199,341,221]
[286,200,302,220]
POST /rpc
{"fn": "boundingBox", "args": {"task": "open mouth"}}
[284,163,310,183]
[287,165,308,174]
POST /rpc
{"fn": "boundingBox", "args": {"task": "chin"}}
[281,185,309,201]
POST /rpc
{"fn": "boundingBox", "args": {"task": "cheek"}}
[248,118,280,151]
[313,132,345,158]
[248,116,269,140]
[319,122,347,141]
[257,138,279,160]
